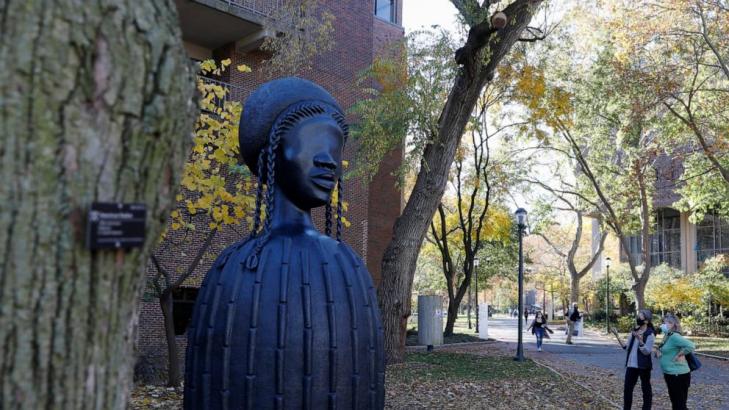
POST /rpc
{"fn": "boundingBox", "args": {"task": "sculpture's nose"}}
[313,152,337,171]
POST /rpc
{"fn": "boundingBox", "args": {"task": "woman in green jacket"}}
[655,314,695,410]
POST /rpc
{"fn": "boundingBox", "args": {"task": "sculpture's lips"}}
[311,172,336,190]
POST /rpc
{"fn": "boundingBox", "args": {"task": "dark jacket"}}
[569,308,581,322]
[624,326,655,370]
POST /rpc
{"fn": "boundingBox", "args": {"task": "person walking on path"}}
[656,314,695,410]
[523,307,529,325]
[619,309,656,410]
[526,311,553,352]
[566,303,581,344]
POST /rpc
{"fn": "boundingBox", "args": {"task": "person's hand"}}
[673,352,686,363]
[654,349,662,359]
[636,333,643,344]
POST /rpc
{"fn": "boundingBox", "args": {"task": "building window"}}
[650,208,681,268]
[697,212,729,265]
[172,287,199,335]
[375,0,396,23]
[622,208,682,269]
[625,235,643,267]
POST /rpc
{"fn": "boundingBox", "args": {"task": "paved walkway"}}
[482,316,729,409]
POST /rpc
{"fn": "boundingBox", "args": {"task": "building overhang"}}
[175,0,271,50]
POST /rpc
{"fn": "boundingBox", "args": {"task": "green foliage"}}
[676,153,729,221]
[604,1,729,221]
[349,29,458,183]
[616,315,635,333]
[696,255,729,306]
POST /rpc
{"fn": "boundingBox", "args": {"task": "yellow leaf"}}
[237,64,252,73]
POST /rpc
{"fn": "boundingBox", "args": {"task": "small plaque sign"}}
[87,202,146,250]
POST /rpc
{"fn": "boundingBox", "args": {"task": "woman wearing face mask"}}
[655,314,695,410]
[620,309,655,410]
[526,311,553,352]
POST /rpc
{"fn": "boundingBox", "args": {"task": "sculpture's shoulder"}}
[267,230,368,269]
[211,237,254,268]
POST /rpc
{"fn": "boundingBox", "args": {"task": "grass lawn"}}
[594,323,729,359]
[406,315,488,346]
[385,351,614,409]
[691,336,729,358]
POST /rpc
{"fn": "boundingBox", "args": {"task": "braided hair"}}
[245,102,349,270]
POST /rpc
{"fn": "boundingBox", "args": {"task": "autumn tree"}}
[427,92,515,335]
[509,19,665,310]
[523,149,608,340]
[147,60,254,387]
[0,1,195,408]
[354,0,546,363]
[605,1,729,219]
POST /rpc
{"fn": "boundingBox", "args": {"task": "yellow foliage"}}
[169,60,252,233]
[166,59,351,238]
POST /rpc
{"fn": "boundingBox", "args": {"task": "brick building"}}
[135,0,404,383]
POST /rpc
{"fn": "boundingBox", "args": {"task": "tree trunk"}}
[444,298,460,337]
[377,0,542,364]
[633,279,647,311]
[570,275,580,307]
[160,291,182,387]
[444,281,469,337]
[0,1,195,408]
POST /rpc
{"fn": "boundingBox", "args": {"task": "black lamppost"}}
[514,208,527,362]
[474,257,480,333]
[605,257,611,334]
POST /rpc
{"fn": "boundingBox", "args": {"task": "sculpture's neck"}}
[269,188,317,234]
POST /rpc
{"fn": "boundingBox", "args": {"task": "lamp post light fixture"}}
[474,257,480,333]
[514,208,528,362]
[605,256,611,334]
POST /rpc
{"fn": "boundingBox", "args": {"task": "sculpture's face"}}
[277,115,344,209]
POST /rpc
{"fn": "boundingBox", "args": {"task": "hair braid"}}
[246,128,282,270]
[249,149,266,239]
[336,176,344,242]
[244,102,349,268]
[325,203,333,237]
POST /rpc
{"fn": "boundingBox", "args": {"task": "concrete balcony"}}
[176,0,282,50]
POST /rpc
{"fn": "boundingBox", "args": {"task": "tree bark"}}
[569,279,580,308]
[444,277,470,336]
[160,291,181,387]
[377,0,543,364]
[633,279,648,311]
[0,1,195,408]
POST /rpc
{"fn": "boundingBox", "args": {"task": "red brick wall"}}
[366,13,405,286]
[135,0,404,384]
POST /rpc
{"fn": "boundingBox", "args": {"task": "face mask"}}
[660,323,670,333]
[636,318,645,326]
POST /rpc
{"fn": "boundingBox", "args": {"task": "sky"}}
[399,1,566,219]
[402,0,460,34]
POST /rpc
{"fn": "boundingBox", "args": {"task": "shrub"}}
[616,315,634,333]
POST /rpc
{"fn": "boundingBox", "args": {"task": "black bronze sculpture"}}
[184,77,385,409]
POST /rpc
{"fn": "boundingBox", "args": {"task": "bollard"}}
[418,295,443,346]
[478,304,489,339]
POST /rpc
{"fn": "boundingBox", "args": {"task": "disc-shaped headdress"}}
[239,77,349,269]
[239,77,348,176]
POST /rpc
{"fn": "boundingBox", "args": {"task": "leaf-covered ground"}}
[130,385,182,409]
[129,347,615,409]
[385,350,615,410]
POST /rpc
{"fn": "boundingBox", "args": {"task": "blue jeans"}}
[534,327,544,348]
